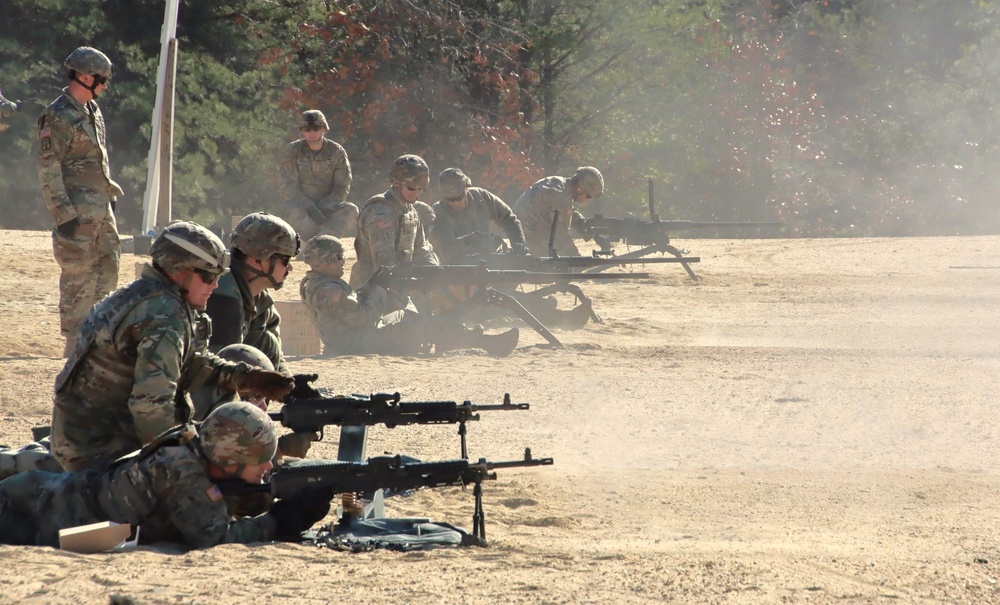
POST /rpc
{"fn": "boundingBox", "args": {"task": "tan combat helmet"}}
[217,344,274,372]
[64,46,113,80]
[200,402,277,469]
[230,212,301,259]
[150,221,230,276]
[572,166,604,199]
[390,154,430,189]
[302,235,345,271]
[438,168,472,200]
[299,110,329,131]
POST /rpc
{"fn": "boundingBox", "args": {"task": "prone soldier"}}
[280,109,358,239]
[37,47,124,355]
[0,402,331,549]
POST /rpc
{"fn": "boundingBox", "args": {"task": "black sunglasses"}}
[273,254,293,266]
[195,268,222,285]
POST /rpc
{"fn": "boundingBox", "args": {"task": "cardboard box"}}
[59,521,132,554]
[274,300,322,356]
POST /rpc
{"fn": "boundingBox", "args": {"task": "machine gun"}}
[274,392,529,458]
[372,264,651,345]
[217,449,554,543]
[574,179,783,279]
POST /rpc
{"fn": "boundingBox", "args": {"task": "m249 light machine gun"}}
[218,450,554,544]
[577,179,783,279]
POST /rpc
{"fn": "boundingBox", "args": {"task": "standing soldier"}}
[512,166,605,256]
[205,212,300,374]
[0,88,18,134]
[430,167,526,263]
[350,154,438,288]
[37,47,124,355]
[279,109,357,239]
[50,221,294,472]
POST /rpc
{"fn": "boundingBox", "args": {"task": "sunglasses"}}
[272,254,293,266]
[302,126,324,132]
[195,268,222,285]
[405,186,425,193]
[330,253,345,261]
[92,74,111,87]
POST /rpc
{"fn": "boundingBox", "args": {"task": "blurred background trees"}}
[1,0,998,236]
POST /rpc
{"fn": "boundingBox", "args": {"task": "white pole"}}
[140,0,180,235]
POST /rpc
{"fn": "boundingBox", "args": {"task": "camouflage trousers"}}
[52,209,121,344]
[283,200,359,240]
[0,468,103,546]
[0,438,63,480]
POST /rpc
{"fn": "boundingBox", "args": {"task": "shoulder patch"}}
[39,127,51,139]
[206,484,224,502]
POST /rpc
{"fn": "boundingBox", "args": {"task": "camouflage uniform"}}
[38,87,123,345]
[205,213,300,373]
[51,264,257,471]
[302,236,517,356]
[431,188,525,263]
[512,167,604,256]
[280,110,357,239]
[0,89,17,134]
[412,201,436,236]
[0,404,279,548]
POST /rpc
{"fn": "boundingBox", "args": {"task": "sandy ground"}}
[0,230,999,604]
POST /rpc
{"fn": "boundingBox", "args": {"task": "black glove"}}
[366,265,393,289]
[243,369,294,401]
[268,489,334,541]
[306,204,328,226]
[56,217,80,238]
[511,242,529,255]
[289,373,321,400]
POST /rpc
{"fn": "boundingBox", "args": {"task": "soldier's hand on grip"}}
[243,369,294,401]
[277,432,317,459]
[289,373,321,400]
[268,488,334,541]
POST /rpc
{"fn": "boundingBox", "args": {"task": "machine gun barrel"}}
[380,264,650,286]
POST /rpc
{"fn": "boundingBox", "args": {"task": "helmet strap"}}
[70,72,102,96]
[238,255,283,291]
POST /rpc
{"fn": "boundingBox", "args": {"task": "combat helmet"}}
[572,166,604,199]
[150,221,230,276]
[302,235,345,270]
[200,402,277,469]
[299,109,329,131]
[230,212,301,259]
[438,168,472,200]
[217,344,274,372]
[390,154,430,189]
[64,47,113,80]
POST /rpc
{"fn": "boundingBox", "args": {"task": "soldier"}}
[430,168,527,263]
[280,110,358,239]
[0,87,18,134]
[301,236,518,357]
[51,221,295,472]
[412,200,436,238]
[0,402,332,548]
[205,212,300,374]
[37,47,125,355]
[512,166,605,256]
[350,154,439,288]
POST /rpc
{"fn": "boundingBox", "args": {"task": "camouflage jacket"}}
[51,265,254,471]
[300,269,388,355]
[512,175,579,255]
[350,188,438,288]
[279,137,352,209]
[36,88,124,226]
[0,435,273,549]
[431,187,525,263]
[205,264,287,373]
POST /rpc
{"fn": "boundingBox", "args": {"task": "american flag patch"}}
[376,218,392,230]
[39,127,51,138]
[206,484,224,502]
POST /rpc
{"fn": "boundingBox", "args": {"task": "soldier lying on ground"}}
[0,402,331,549]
